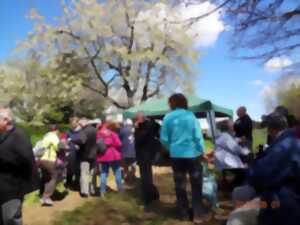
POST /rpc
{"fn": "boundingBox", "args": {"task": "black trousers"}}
[138,161,159,205]
[66,151,80,187]
[171,158,206,219]
[222,168,247,191]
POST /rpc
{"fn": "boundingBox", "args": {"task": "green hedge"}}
[19,123,70,145]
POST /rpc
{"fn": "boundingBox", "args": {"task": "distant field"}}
[253,128,267,152]
[204,128,267,153]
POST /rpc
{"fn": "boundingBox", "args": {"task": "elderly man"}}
[71,117,97,197]
[227,112,300,225]
[134,112,160,206]
[0,108,38,225]
[234,106,253,150]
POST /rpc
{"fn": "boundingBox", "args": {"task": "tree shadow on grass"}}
[52,190,69,201]
[124,178,179,221]
[124,175,227,225]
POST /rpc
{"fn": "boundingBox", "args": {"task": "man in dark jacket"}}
[134,112,160,205]
[66,116,81,189]
[228,112,300,225]
[0,108,38,225]
[234,106,253,150]
[72,118,97,197]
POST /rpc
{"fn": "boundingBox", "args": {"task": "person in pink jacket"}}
[96,122,123,196]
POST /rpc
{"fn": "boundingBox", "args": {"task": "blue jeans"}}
[100,161,123,194]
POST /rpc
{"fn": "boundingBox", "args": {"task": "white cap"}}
[125,118,133,126]
[88,118,102,125]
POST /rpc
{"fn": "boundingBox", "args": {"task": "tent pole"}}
[207,110,217,145]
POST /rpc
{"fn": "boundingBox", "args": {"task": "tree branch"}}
[56,29,108,94]
[186,0,232,26]
[107,73,119,86]
[82,82,127,109]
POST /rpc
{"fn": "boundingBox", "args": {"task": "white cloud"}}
[175,2,225,47]
[137,2,225,48]
[252,79,264,86]
[264,56,293,73]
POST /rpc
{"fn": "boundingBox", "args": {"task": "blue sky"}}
[0,0,281,120]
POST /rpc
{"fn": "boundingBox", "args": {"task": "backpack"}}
[33,140,46,158]
[96,138,107,155]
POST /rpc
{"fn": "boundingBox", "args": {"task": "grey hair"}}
[0,108,14,123]
[136,111,146,118]
[217,120,233,132]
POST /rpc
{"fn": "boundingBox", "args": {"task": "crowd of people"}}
[1,93,300,225]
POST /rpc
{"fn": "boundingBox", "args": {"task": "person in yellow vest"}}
[39,125,60,206]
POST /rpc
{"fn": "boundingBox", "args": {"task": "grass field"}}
[50,173,220,225]
[253,128,267,151]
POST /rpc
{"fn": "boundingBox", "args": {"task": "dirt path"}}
[23,167,172,225]
[23,191,91,225]
[23,167,223,225]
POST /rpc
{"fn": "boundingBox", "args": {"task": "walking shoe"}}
[100,193,106,199]
[41,198,53,207]
[80,193,89,198]
[193,212,213,224]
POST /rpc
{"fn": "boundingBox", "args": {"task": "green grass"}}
[52,193,165,225]
[205,139,214,150]
[24,178,68,206]
[204,129,267,153]
[253,128,267,151]
[24,191,40,205]
[50,173,221,225]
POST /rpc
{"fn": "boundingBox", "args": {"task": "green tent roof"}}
[123,96,233,119]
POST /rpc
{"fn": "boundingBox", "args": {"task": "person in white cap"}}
[119,119,136,183]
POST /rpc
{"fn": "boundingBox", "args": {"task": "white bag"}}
[33,140,46,158]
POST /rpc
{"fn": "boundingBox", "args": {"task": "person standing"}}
[119,119,136,183]
[227,112,300,225]
[0,108,38,225]
[39,124,60,206]
[234,106,253,150]
[134,112,160,206]
[73,118,97,197]
[160,94,207,224]
[66,117,81,189]
[97,122,123,197]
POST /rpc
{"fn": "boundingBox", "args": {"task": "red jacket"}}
[96,127,122,163]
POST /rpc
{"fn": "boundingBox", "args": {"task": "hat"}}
[274,106,289,117]
[261,112,288,129]
[125,118,133,126]
[88,118,102,125]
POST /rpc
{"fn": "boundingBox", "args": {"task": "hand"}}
[239,136,247,144]
[204,152,214,164]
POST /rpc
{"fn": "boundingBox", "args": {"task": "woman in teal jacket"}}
[160,93,207,223]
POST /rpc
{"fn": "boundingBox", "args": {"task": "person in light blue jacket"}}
[160,93,208,224]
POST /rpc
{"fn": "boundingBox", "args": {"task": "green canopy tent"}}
[123,96,233,142]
